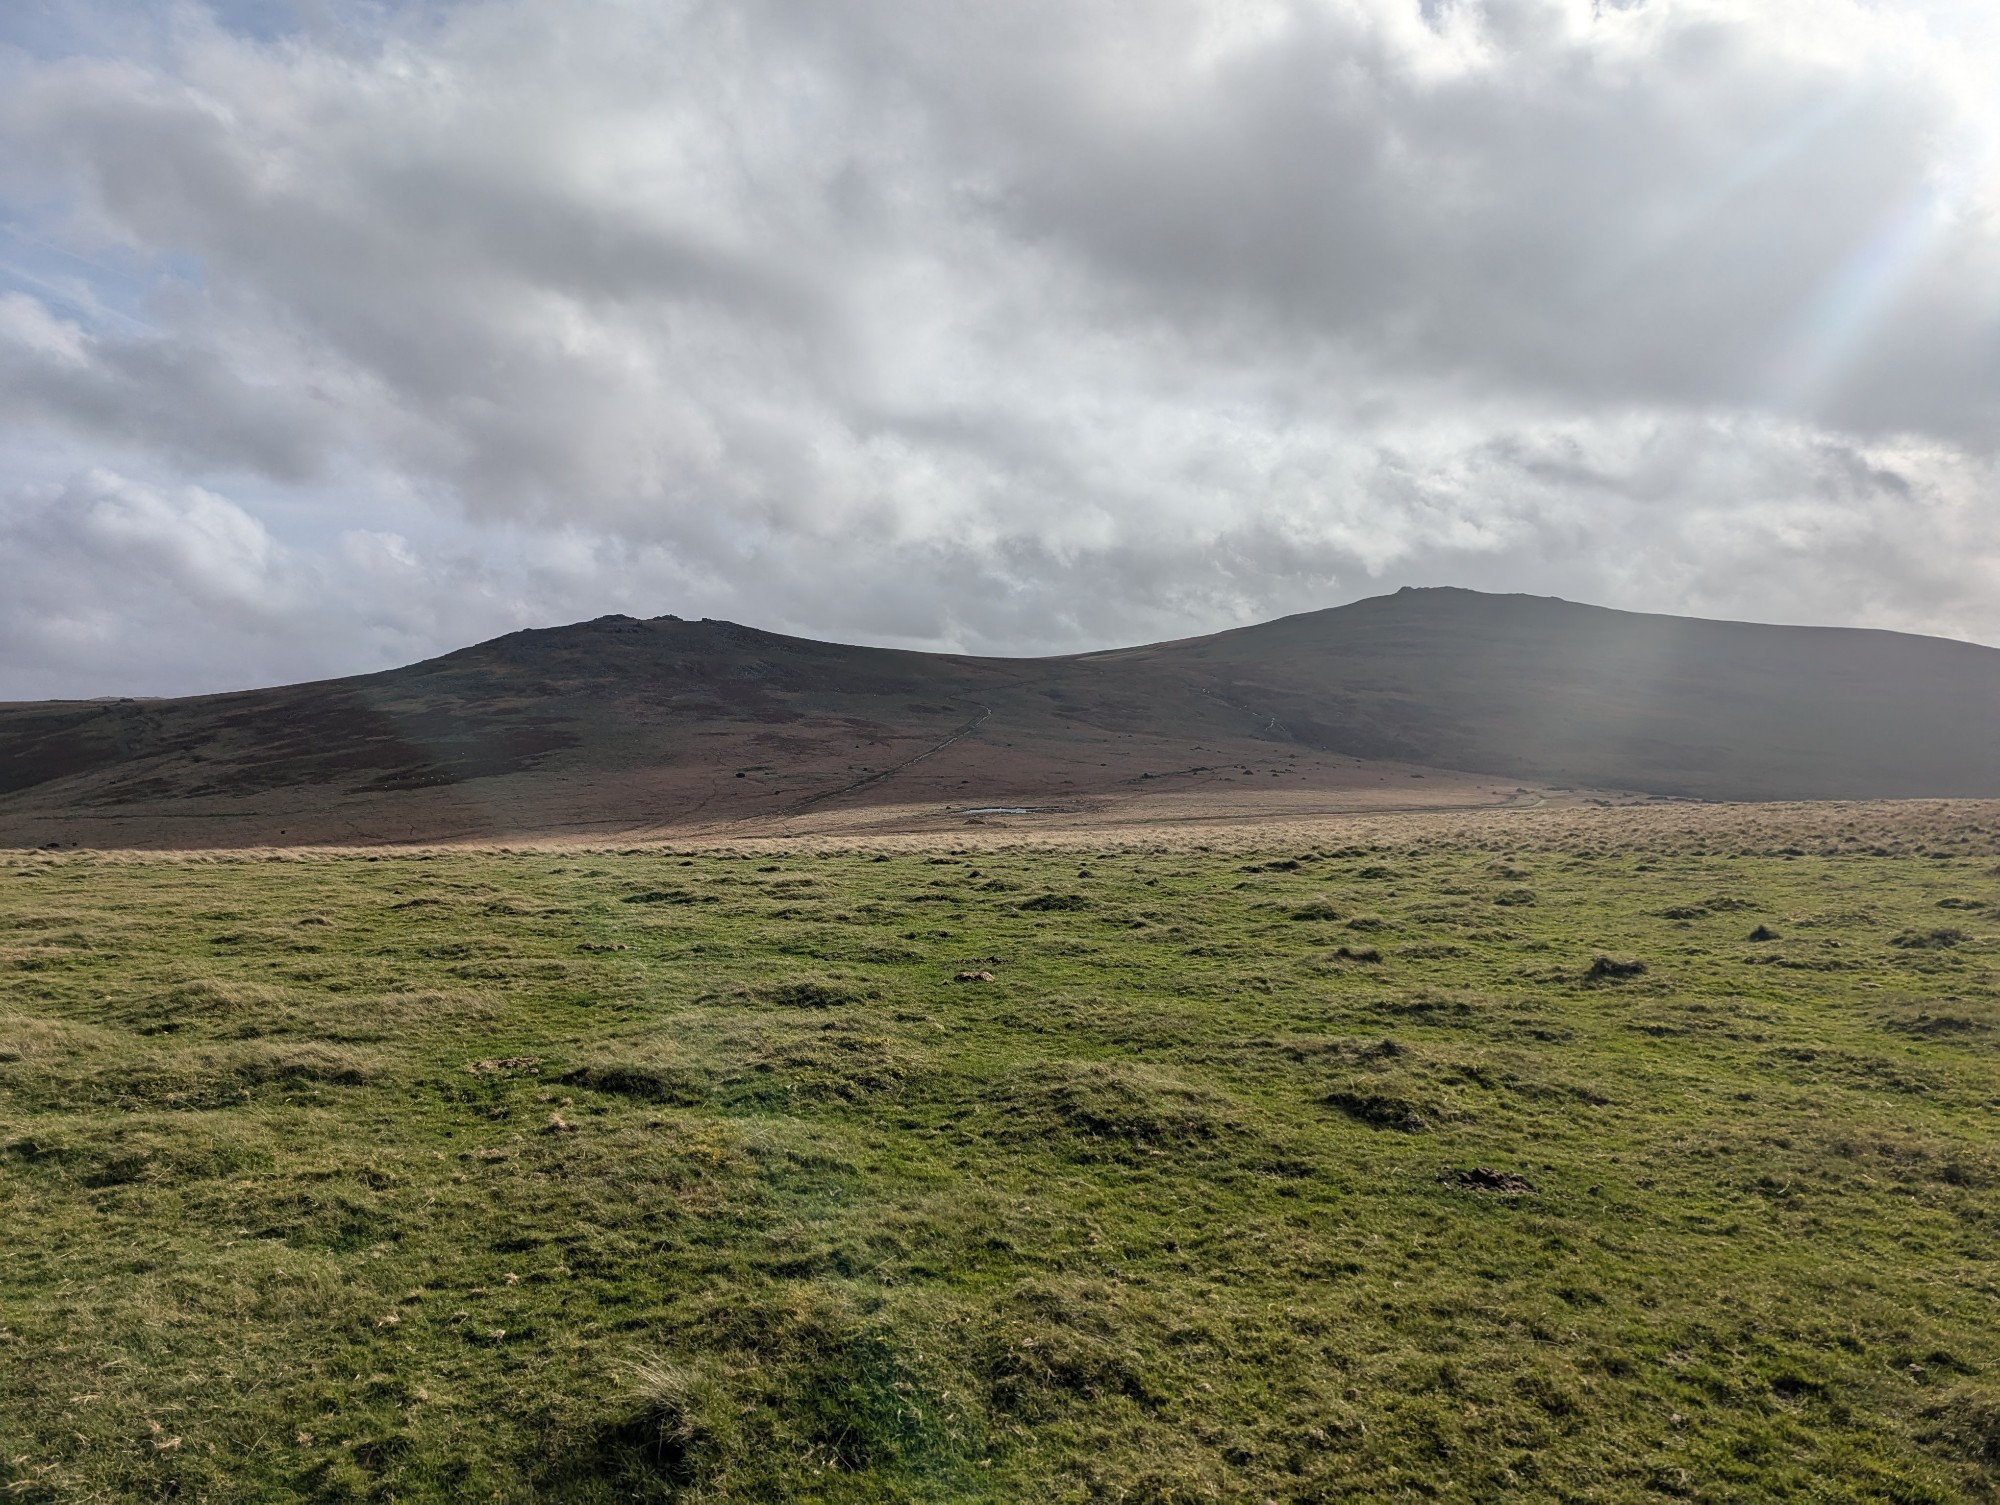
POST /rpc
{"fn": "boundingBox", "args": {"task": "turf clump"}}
[1585,953,1647,980]
[988,1059,1241,1157]
[1441,1165,1535,1194]
[560,1057,709,1105]
[1324,1088,1430,1132]
[1892,927,1967,949]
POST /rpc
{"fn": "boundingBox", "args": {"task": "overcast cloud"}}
[2,0,1998,696]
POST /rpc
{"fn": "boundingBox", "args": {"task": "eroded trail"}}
[777,703,994,815]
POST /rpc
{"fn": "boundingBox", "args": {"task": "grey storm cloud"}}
[1,0,1998,696]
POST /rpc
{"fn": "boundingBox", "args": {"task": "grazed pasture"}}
[5,811,2000,1500]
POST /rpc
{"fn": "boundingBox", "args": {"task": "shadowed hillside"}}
[1127,588,2000,801]
[3,588,1997,846]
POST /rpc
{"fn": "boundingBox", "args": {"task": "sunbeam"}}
[1765,179,1956,411]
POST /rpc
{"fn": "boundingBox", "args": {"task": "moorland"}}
[5,800,2000,1500]
[11,587,2000,851]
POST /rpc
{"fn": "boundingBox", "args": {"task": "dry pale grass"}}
[16,794,2000,865]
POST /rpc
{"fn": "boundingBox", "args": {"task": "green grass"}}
[4,830,2000,1500]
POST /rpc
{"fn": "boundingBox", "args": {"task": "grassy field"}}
[5,816,2000,1501]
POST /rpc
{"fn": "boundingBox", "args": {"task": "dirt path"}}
[1194,685,1295,742]
[775,703,993,815]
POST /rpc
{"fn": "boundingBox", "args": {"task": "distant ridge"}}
[1126,587,2000,800]
[4,587,1998,846]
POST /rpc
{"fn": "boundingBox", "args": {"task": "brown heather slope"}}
[2,587,1996,848]
[1117,587,2000,800]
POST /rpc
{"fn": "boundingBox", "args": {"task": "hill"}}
[1122,588,2000,801]
[3,588,1997,847]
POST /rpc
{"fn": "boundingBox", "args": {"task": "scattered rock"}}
[955,970,995,983]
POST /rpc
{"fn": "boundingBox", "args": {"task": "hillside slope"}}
[2,588,1996,846]
[1133,588,2000,801]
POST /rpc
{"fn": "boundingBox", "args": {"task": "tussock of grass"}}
[719,1022,912,1106]
[117,976,303,1032]
[599,1358,737,1487]
[1017,892,1088,912]
[1922,1384,2000,1466]
[5,1116,275,1187]
[1324,1087,1434,1132]
[1893,926,1968,949]
[987,1060,1244,1157]
[1586,953,1648,980]
[977,1279,1158,1418]
[702,975,876,1010]
[562,1054,709,1105]
[0,1012,114,1063]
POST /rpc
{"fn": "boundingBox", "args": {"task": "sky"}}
[2,0,1999,698]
